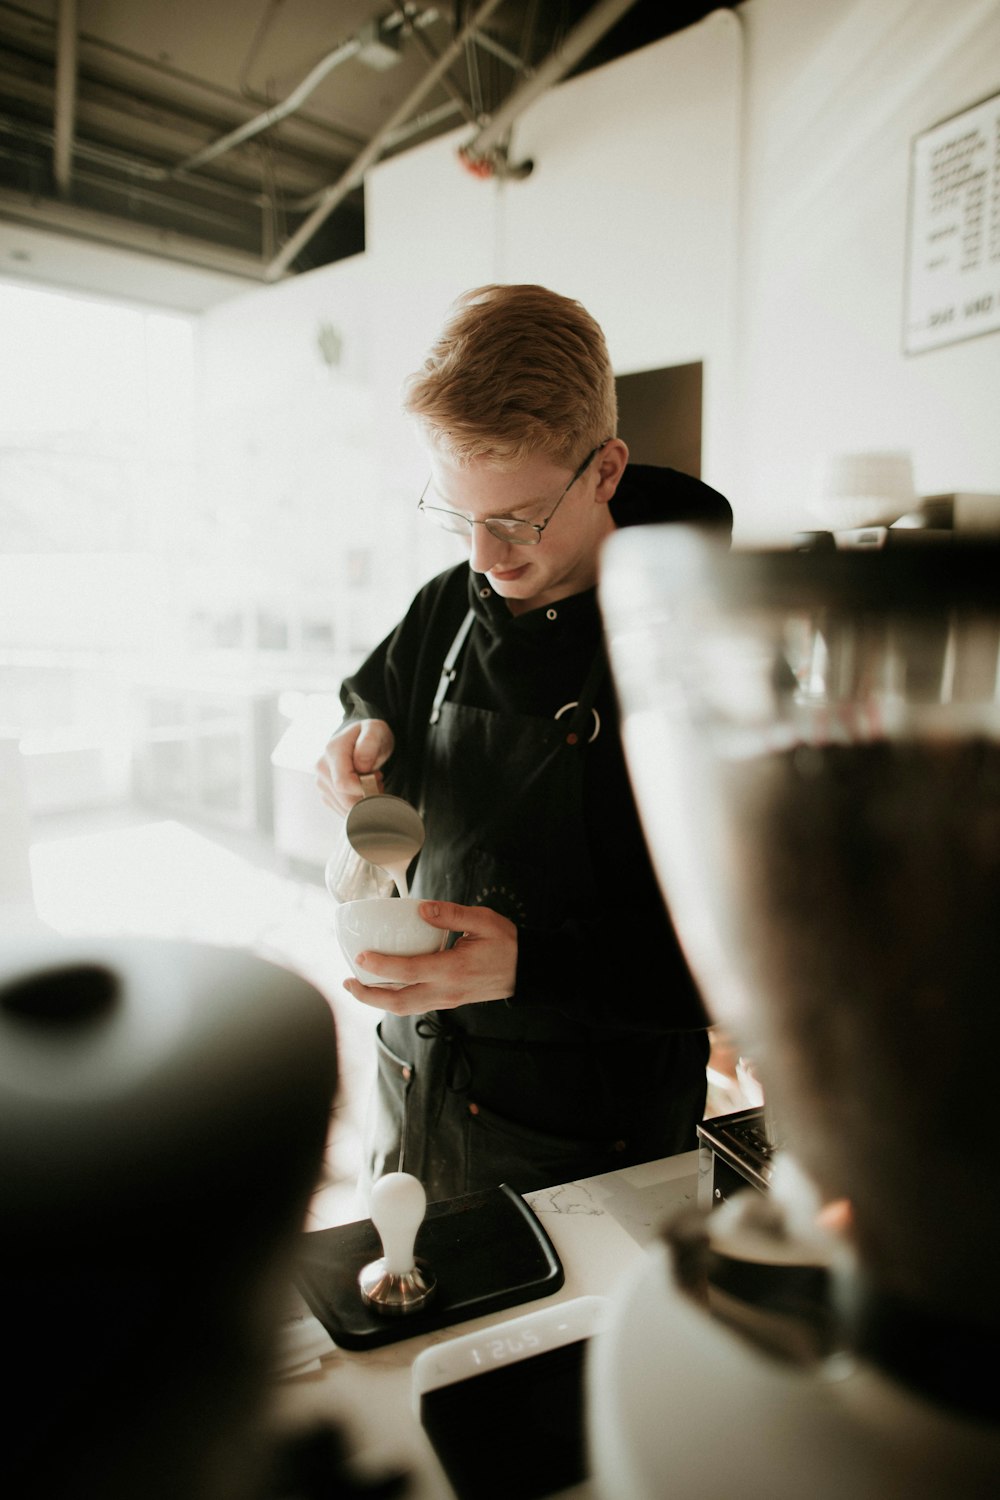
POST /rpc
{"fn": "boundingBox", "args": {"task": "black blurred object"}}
[296,1183,564,1350]
[266,1422,409,1500]
[662,1197,834,1366]
[792,530,837,551]
[1,937,338,1500]
[794,527,957,551]
[794,488,976,552]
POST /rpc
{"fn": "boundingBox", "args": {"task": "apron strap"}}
[557,646,608,746]
[428,604,608,747]
[429,608,475,725]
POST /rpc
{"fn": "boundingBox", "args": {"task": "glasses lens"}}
[423,505,473,536]
[485,519,539,545]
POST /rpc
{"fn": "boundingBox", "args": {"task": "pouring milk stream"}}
[325,774,425,903]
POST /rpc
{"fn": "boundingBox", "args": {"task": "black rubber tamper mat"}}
[294,1182,564,1350]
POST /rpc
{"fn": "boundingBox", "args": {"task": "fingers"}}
[343,976,409,1011]
[416,900,505,935]
[349,948,446,989]
[344,904,518,1014]
[343,957,443,1017]
[354,718,393,774]
[315,719,395,815]
[344,976,436,1017]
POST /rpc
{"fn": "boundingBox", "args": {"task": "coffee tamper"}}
[358,1172,437,1315]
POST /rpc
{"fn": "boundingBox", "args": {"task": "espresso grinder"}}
[601,530,1000,1206]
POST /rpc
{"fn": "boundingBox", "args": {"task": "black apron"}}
[366,606,708,1202]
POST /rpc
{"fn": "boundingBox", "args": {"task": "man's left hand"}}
[343,901,518,1016]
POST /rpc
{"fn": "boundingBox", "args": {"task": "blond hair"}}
[403,284,617,469]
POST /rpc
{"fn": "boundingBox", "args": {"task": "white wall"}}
[196,252,394,674]
[200,0,1000,605]
[735,0,1000,538]
[499,13,742,497]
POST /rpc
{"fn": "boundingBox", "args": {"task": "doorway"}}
[615,362,703,477]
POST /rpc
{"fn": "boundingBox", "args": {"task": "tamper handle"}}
[371,1172,426,1275]
[359,1171,436,1316]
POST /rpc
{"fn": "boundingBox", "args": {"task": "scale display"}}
[412,1296,606,1500]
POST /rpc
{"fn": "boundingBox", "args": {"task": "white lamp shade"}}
[810,451,915,530]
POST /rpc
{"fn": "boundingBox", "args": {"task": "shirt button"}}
[546,607,557,620]
[479,586,491,599]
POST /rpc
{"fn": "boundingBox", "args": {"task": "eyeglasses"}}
[417,439,611,546]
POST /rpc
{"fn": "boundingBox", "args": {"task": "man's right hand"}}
[315,719,396,816]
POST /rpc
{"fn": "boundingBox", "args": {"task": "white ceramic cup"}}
[334,897,447,989]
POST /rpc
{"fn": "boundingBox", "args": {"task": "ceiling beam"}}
[53,0,78,196]
[0,185,275,282]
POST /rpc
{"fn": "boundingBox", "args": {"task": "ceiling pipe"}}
[53,0,78,197]
[167,6,440,180]
[170,38,363,177]
[265,0,506,280]
[465,0,640,164]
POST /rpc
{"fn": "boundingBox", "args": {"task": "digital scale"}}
[412,1295,608,1500]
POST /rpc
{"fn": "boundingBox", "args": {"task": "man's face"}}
[425,445,622,615]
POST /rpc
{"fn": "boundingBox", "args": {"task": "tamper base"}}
[358,1257,437,1315]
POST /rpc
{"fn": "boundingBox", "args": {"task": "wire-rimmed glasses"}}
[417,439,610,546]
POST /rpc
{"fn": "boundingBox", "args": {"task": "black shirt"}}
[339,464,732,1039]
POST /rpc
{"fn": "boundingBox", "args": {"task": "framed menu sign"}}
[904,91,1000,354]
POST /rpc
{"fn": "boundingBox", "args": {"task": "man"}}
[316,283,732,1201]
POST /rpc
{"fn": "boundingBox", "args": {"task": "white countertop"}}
[274,1150,703,1499]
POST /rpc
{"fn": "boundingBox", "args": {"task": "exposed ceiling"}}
[0,1,723,297]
